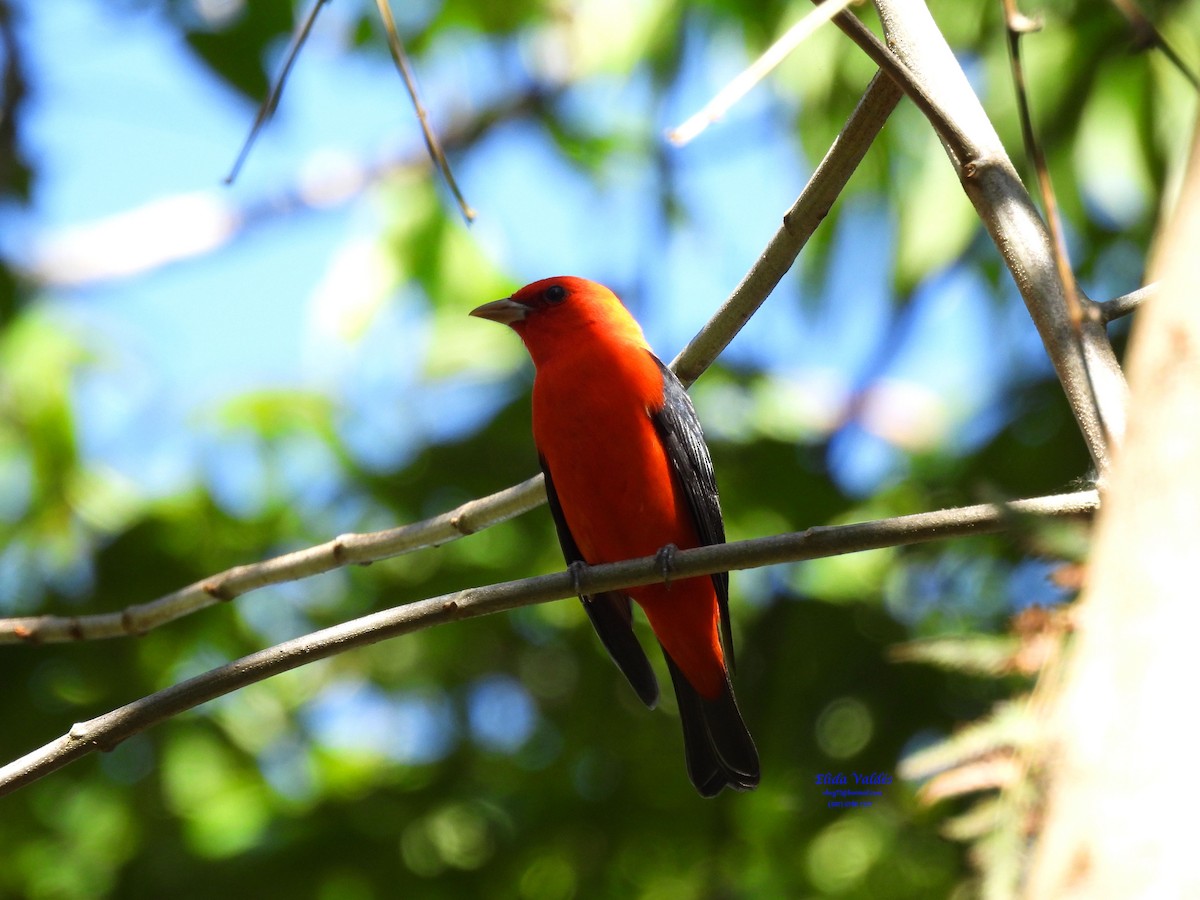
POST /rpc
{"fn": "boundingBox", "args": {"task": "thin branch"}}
[672,69,902,384]
[860,0,1127,474]
[1098,282,1155,323]
[0,489,1099,797]
[999,0,1111,448]
[4,73,899,644]
[1000,0,1080,322]
[226,0,331,184]
[666,0,860,146]
[224,0,477,222]
[818,3,976,166]
[374,0,475,223]
[0,476,545,644]
[1107,0,1200,90]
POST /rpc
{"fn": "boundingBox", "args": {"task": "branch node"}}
[656,544,679,588]
[450,512,476,536]
[13,623,36,643]
[1008,11,1043,34]
[961,155,1002,180]
[120,608,144,637]
[568,560,589,597]
[68,618,84,642]
[202,581,235,602]
[330,539,348,565]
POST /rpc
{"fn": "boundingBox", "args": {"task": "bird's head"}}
[470,276,647,365]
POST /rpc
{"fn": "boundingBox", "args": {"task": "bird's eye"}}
[544,284,567,304]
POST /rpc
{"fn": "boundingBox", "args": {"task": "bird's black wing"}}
[540,456,659,708]
[646,354,734,669]
[647,357,759,796]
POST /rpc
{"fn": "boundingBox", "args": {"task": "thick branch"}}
[0,489,1098,796]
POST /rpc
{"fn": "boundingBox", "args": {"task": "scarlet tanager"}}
[471,276,759,796]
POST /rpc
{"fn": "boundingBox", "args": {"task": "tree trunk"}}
[1026,120,1200,898]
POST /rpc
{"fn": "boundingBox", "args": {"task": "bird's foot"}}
[655,544,679,588]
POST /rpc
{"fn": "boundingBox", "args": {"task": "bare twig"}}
[224,0,477,220]
[0,489,1099,796]
[1107,0,1200,90]
[818,4,976,165]
[860,0,1127,473]
[1098,282,1155,323]
[374,0,475,222]
[0,476,545,644]
[226,0,331,184]
[672,69,902,384]
[1000,0,1080,320]
[999,0,1111,448]
[666,0,860,146]
[4,74,898,644]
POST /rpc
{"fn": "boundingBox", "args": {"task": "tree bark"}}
[1025,120,1200,898]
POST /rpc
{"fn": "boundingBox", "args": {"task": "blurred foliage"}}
[0,0,1195,897]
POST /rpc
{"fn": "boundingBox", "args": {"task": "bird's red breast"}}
[473,277,726,697]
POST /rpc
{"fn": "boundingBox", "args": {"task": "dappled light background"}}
[0,0,1193,896]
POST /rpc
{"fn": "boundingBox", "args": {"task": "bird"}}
[470,276,759,796]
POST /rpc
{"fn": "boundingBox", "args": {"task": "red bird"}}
[471,276,759,796]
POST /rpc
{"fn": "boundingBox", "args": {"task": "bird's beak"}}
[469,298,529,325]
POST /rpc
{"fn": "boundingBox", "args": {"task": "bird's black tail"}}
[664,653,759,797]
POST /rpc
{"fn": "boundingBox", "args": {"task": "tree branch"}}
[4,72,900,644]
[1106,0,1200,90]
[1098,282,1155,323]
[998,0,1117,486]
[666,0,861,147]
[818,3,975,164]
[226,0,332,184]
[834,1,1127,474]
[0,476,546,644]
[671,68,902,384]
[374,0,475,222]
[0,488,1098,797]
